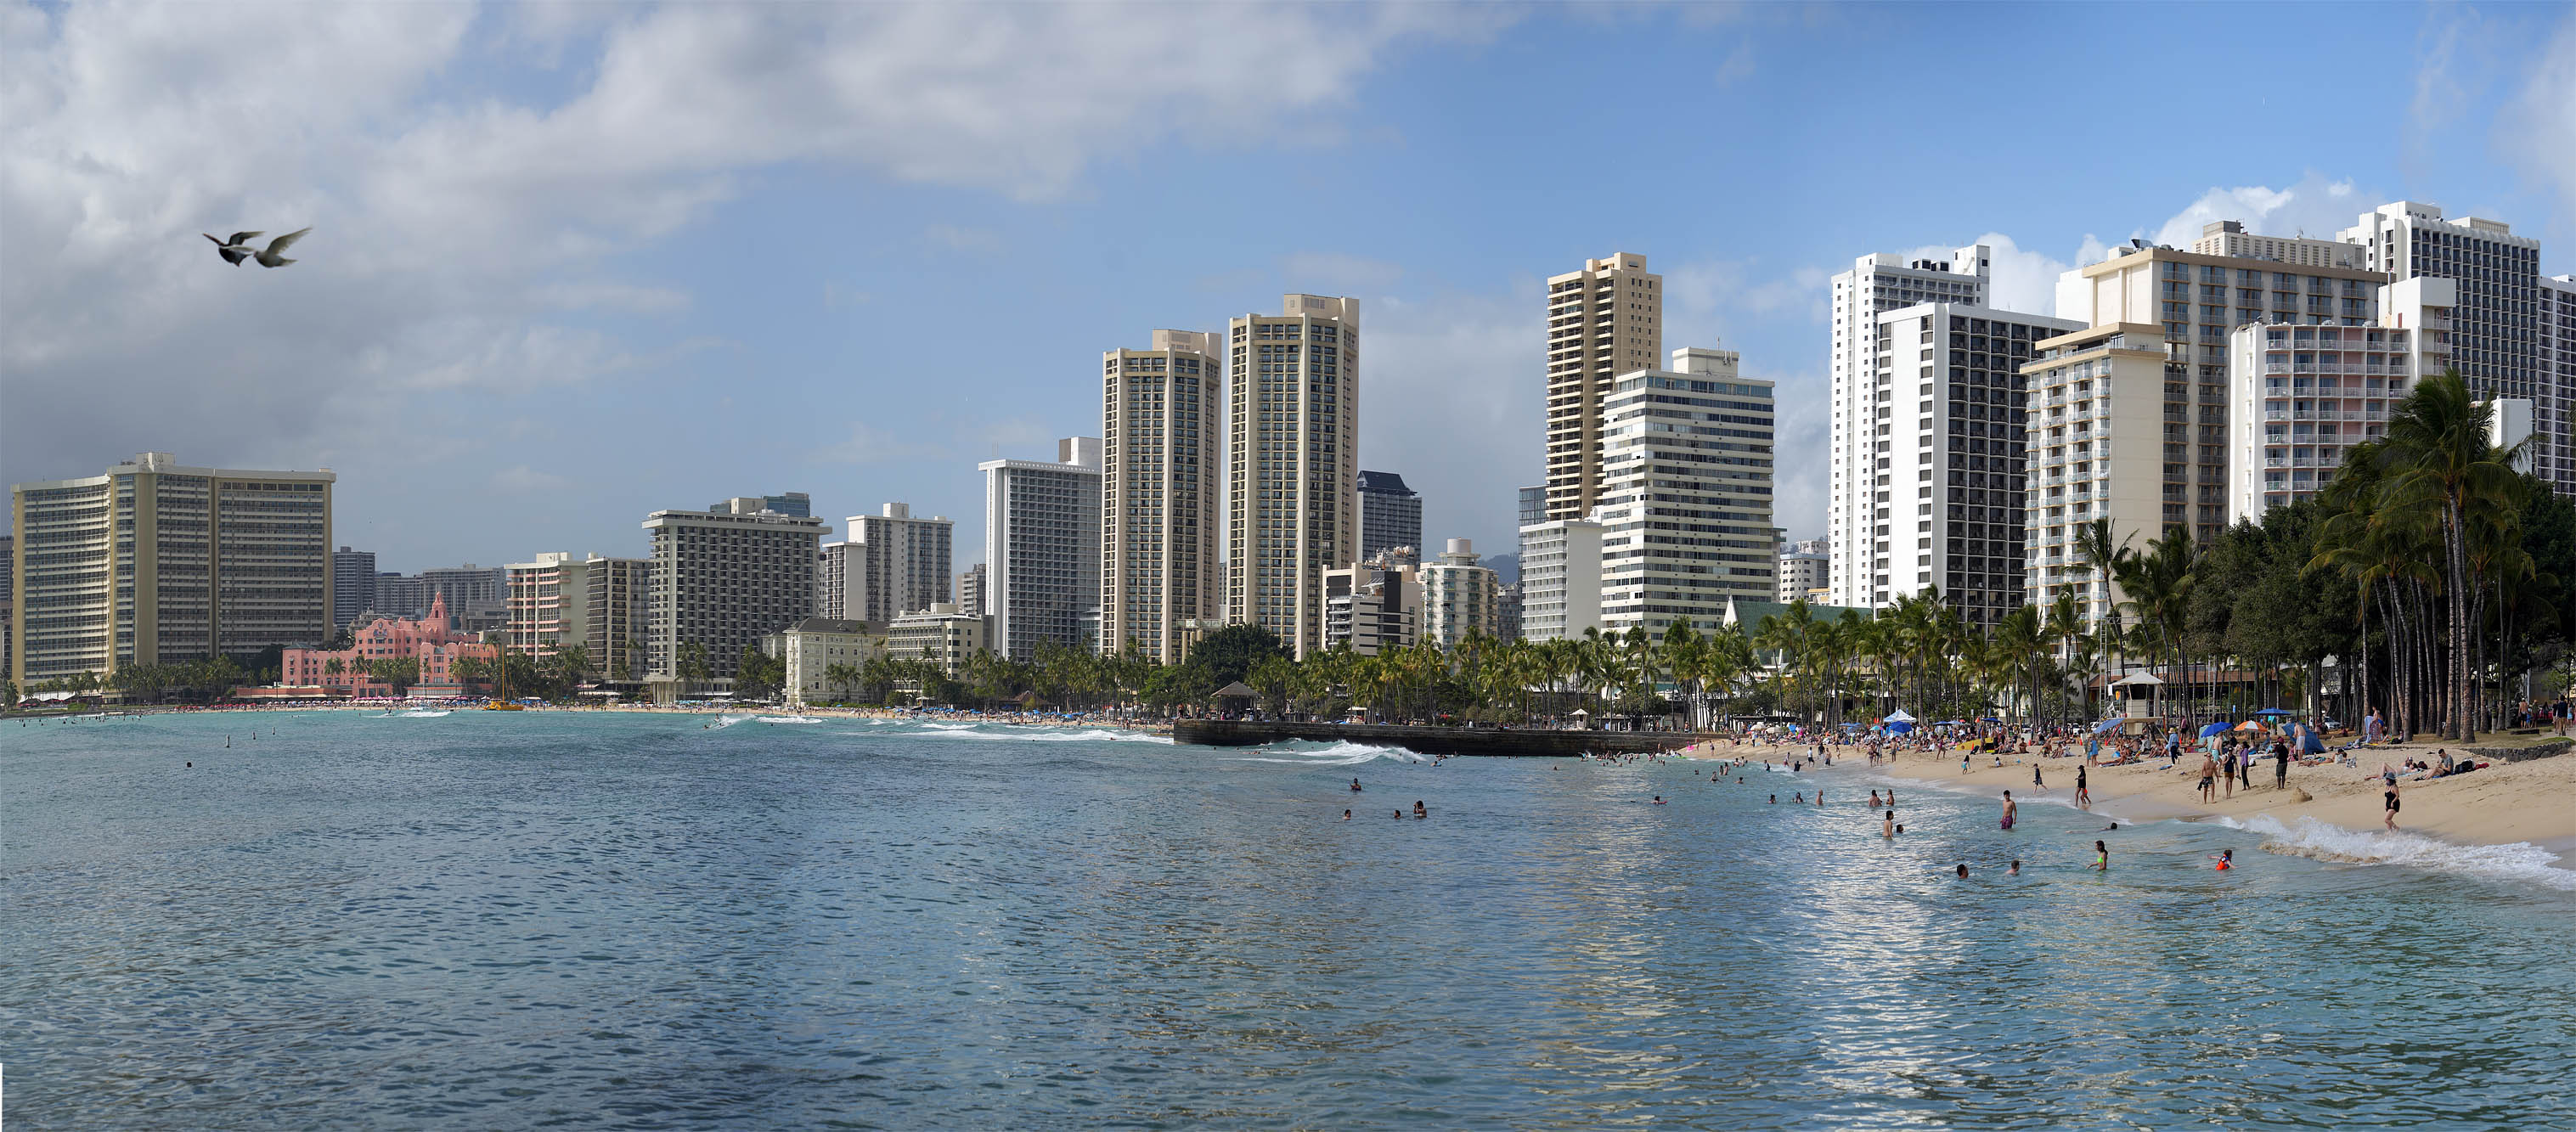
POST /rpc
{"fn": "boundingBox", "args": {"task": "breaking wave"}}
[2221,814,2576,892]
[1232,741,1427,767]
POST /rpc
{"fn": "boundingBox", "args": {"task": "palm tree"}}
[2376,372,2527,741]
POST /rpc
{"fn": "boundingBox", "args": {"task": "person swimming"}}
[1342,809,1352,820]
[1413,801,1428,819]
[1652,795,1666,805]
[1768,795,1777,804]
[1955,864,1970,878]
[2213,848,2233,870]
[1352,778,1363,792]
[2009,859,2021,876]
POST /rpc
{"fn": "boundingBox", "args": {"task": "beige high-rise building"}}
[9,452,334,686]
[2052,240,2388,547]
[1103,329,1221,662]
[2021,324,2175,629]
[1543,253,1662,521]
[1227,295,1359,658]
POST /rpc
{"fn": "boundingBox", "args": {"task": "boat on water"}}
[482,701,526,712]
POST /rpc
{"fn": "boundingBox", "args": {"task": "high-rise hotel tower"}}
[1226,296,1358,658]
[1543,253,1662,521]
[1102,329,1221,662]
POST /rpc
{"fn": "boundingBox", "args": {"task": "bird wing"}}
[203,233,223,245]
[228,230,265,246]
[266,228,312,253]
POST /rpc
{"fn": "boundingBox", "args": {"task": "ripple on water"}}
[3,712,2573,1129]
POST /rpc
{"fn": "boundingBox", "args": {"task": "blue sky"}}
[5,2,2573,575]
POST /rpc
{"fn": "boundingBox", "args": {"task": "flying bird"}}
[202,230,263,265]
[253,228,313,268]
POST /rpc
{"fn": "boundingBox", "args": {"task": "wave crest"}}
[2220,814,2576,891]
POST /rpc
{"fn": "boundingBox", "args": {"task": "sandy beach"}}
[1677,733,2576,869]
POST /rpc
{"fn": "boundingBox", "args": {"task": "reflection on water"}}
[3,712,2573,1129]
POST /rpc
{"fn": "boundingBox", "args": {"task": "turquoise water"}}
[4,711,2573,1130]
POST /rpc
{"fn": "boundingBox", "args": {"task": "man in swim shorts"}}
[2000,790,2017,830]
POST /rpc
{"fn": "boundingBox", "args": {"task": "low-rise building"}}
[1322,561,1418,655]
[281,593,498,696]
[885,603,990,680]
[779,617,883,707]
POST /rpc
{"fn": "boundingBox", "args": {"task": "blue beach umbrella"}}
[2197,722,2229,739]
[2092,718,2122,735]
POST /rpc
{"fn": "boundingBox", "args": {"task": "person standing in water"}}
[2090,840,2110,870]
[1882,811,1895,839]
[2000,790,2018,831]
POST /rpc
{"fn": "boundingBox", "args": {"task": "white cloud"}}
[923,224,1005,254]
[530,281,691,313]
[1712,42,1756,87]
[0,2,1499,563]
[1897,234,2070,318]
[1667,259,1832,326]
[2502,12,2576,225]
[1358,284,1546,552]
[491,465,572,493]
[2148,175,2365,247]
[1284,252,1406,295]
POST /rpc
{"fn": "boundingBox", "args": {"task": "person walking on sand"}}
[2221,748,2236,800]
[2075,763,2092,808]
[2384,781,2402,831]
[2197,751,2218,804]
[2032,764,2046,793]
[2000,790,2018,831]
[2272,739,2290,791]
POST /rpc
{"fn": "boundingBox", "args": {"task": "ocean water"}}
[4,712,2573,1130]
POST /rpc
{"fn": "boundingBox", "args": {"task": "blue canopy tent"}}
[2286,721,2325,754]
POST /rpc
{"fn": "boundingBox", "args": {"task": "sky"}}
[5,1,2574,576]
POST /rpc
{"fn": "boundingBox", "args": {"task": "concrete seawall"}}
[1172,719,1711,757]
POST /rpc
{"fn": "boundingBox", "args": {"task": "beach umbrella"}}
[2234,720,2266,731]
[2091,718,2122,735]
[1884,709,1916,723]
[2197,722,2229,739]
[2253,708,2298,717]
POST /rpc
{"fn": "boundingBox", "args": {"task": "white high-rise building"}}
[1102,329,1222,662]
[1592,346,1776,634]
[1828,246,1992,608]
[1776,546,1829,604]
[1834,299,2078,626]
[1227,295,1359,658]
[1517,517,1604,641]
[819,503,953,625]
[1418,538,1500,650]
[2224,276,2456,521]
[980,437,1102,660]
[642,500,826,689]
[2337,201,2568,493]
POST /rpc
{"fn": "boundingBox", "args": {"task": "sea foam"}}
[2220,813,2576,892]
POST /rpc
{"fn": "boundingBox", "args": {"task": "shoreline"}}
[1718,737,2576,871]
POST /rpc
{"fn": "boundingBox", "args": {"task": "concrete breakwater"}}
[1172,719,1711,757]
